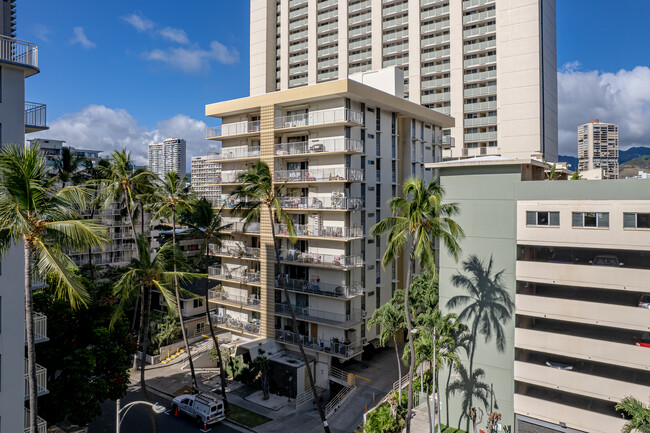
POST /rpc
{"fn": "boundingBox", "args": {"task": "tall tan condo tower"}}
[578,119,619,179]
[250,0,558,161]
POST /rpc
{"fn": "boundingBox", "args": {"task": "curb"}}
[224,418,257,433]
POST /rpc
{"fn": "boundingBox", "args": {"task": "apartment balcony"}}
[420,34,451,49]
[421,77,450,89]
[382,29,408,43]
[278,277,363,299]
[275,223,363,241]
[274,108,364,130]
[210,169,247,185]
[463,39,497,54]
[24,359,48,400]
[280,195,364,211]
[213,314,261,336]
[24,409,47,433]
[464,85,497,98]
[275,303,363,328]
[26,312,48,344]
[0,34,39,76]
[274,168,364,184]
[461,146,500,157]
[206,147,260,162]
[462,0,496,10]
[420,5,449,20]
[206,120,261,140]
[209,244,261,260]
[317,0,337,10]
[463,23,496,39]
[274,329,362,360]
[279,249,364,270]
[464,54,497,68]
[348,0,371,13]
[208,266,261,285]
[462,8,496,24]
[441,136,455,149]
[208,289,261,310]
[464,116,497,127]
[421,63,450,75]
[211,197,256,210]
[25,102,47,133]
[275,138,363,158]
[421,19,449,35]
[464,69,497,83]
[219,221,260,234]
[464,100,497,112]
[421,92,450,104]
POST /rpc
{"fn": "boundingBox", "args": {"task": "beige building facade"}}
[578,119,619,179]
[250,0,558,161]
[196,79,453,383]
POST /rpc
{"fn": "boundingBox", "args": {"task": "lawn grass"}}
[225,403,272,428]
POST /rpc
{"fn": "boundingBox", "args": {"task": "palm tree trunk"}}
[25,240,38,433]
[204,249,228,407]
[466,320,480,432]
[393,336,402,403]
[131,295,140,332]
[133,285,145,370]
[88,208,95,282]
[123,187,138,256]
[140,286,152,400]
[445,366,452,428]
[268,207,330,433]
[404,240,417,433]
[172,207,198,391]
[426,384,432,433]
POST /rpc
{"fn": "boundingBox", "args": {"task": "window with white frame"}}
[526,211,559,226]
[572,212,609,228]
[623,213,650,229]
[196,322,205,335]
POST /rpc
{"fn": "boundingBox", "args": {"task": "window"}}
[572,212,609,228]
[376,107,381,131]
[526,211,559,226]
[624,213,650,229]
[193,299,203,308]
[196,322,206,335]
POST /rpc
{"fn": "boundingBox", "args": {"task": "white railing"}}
[211,197,256,209]
[279,249,364,269]
[329,366,353,385]
[274,168,364,183]
[206,147,260,161]
[325,383,356,417]
[24,409,47,433]
[208,289,261,309]
[209,244,261,259]
[274,329,362,359]
[275,303,363,325]
[208,266,261,284]
[275,138,362,156]
[28,312,48,343]
[25,359,47,399]
[181,339,213,369]
[464,132,498,142]
[212,169,247,184]
[206,120,261,139]
[213,314,261,335]
[275,223,363,239]
[274,108,363,129]
[295,381,328,409]
[279,195,364,211]
[0,35,38,68]
[461,146,500,157]
[277,276,364,298]
[25,102,47,128]
[220,221,260,234]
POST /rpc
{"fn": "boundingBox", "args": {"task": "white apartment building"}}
[148,137,187,178]
[190,154,223,204]
[578,119,619,180]
[250,0,558,160]
[196,79,453,388]
[0,0,49,430]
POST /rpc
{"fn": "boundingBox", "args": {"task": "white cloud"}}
[122,13,155,32]
[33,24,51,42]
[158,26,190,44]
[32,105,217,172]
[558,64,650,156]
[144,41,239,74]
[70,27,95,49]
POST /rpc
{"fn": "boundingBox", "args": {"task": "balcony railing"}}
[274,108,364,129]
[275,303,362,326]
[280,195,364,211]
[208,266,261,284]
[279,249,363,269]
[461,146,500,157]
[209,244,261,259]
[0,35,38,69]
[24,359,47,399]
[275,138,362,156]
[220,221,260,234]
[27,312,48,344]
[25,102,47,130]
[277,276,363,298]
[206,147,260,161]
[211,197,256,209]
[208,289,261,309]
[24,409,47,433]
[275,223,363,240]
[212,170,247,185]
[274,329,361,359]
[274,168,364,183]
[206,120,261,139]
[213,314,261,335]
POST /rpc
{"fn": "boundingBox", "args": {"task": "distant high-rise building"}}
[190,154,222,205]
[250,0,558,160]
[148,138,187,178]
[578,119,619,179]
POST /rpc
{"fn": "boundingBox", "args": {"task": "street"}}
[88,388,241,433]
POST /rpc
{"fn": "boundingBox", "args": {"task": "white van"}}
[172,392,225,426]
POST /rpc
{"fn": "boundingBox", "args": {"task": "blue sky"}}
[20,1,650,165]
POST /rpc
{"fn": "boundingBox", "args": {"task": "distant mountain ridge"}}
[559,147,650,170]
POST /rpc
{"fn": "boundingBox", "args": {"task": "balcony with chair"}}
[274,329,362,359]
[219,221,260,234]
[275,303,363,328]
[0,34,39,76]
[274,108,364,131]
[208,266,261,285]
[209,244,261,261]
[274,168,364,183]
[25,102,47,133]
[280,195,363,211]
[278,249,363,270]
[208,289,261,310]
[276,276,363,299]
[211,170,248,185]
[275,223,363,241]
[212,313,261,336]
[274,138,362,157]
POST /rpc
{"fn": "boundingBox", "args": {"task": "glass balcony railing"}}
[279,195,363,211]
[212,170,247,185]
[276,276,363,298]
[208,289,261,309]
[212,314,261,335]
[208,266,261,285]
[206,120,261,139]
[206,147,260,161]
[274,329,362,359]
[275,303,363,326]
[278,249,364,269]
[275,223,363,239]
[274,168,364,183]
[209,244,261,259]
[274,138,362,156]
[274,108,363,129]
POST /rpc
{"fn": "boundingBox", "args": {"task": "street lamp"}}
[116,398,166,433]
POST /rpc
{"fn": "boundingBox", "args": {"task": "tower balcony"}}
[0,34,39,76]
[25,102,47,133]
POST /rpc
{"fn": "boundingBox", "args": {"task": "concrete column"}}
[280,0,290,90]
[407,0,421,104]
[338,0,349,79]
[307,0,318,85]
[371,0,383,70]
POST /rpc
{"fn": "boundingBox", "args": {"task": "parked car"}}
[639,294,650,309]
[590,255,623,267]
[172,392,225,426]
[634,333,650,348]
[545,360,573,370]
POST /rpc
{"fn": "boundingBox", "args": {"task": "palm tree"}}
[54,146,86,186]
[151,171,198,390]
[113,234,201,398]
[180,198,232,406]
[447,365,490,432]
[368,300,406,401]
[230,161,331,433]
[445,327,472,429]
[615,396,650,433]
[81,158,109,282]
[0,143,108,433]
[370,177,464,433]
